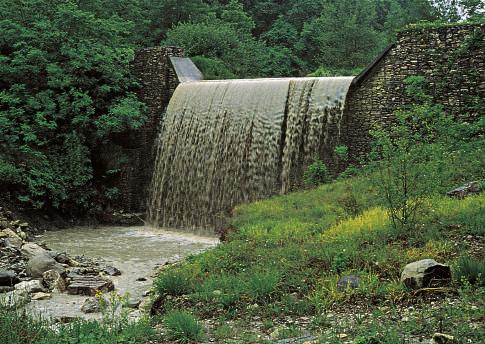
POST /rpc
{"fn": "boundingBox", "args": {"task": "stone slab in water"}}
[66,276,114,296]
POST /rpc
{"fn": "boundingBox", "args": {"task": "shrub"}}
[164,310,204,343]
[455,256,485,286]
[303,159,331,186]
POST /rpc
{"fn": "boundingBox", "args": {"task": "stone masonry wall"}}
[340,23,485,165]
[112,47,183,212]
[113,24,484,213]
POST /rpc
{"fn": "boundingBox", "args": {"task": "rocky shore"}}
[0,205,144,321]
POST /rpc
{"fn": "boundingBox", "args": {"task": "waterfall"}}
[147,77,353,230]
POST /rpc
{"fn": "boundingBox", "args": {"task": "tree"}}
[221,0,255,37]
[299,0,385,70]
[0,0,145,212]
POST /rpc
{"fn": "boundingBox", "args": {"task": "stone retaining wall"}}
[113,47,183,212]
[340,23,484,164]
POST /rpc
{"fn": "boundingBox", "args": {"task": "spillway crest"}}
[147,77,353,230]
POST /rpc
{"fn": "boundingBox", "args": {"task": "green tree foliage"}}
[0,0,145,212]
[299,0,384,70]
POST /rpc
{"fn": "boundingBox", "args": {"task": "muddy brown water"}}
[27,226,218,320]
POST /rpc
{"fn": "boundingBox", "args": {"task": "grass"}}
[454,256,485,286]
[152,169,485,342]
[0,297,157,344]
[164,310,205,343]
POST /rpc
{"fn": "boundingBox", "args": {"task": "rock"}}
[15,280,46,294]
[31,292,51,301]
[401,259,451,289]
[103,266,121,276]
[0,286,14,293]
[19,222,29,229]
[81,297,100,313]
[54,253,71,265]
[16,230,27,240]
[26,252,64,278]
[447,181,482,199]
[42,270,66,292]
[3,289,29,307]
[21,242,48,260]
[127,310,143,322]
[67,275,114,296]
[337,275,360,291]
[0,270,19,287]
[430,333,456,344]
[126,297,141,309]
[0,229,23,248]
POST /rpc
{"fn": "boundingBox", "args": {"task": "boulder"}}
[54,253,71,265]
[401,259,451,289]
[21,242,48,260]
[15,280,46,294]
[42,270,66,292]
[0,270,19,287]
[447,181,482,199]
[26,253,64,278]
[31,292,51,301]
[337,275,360,291]
[81,297,100,313]
[103,266,121,276]
[3,289,29,307]
[67,275,114,296]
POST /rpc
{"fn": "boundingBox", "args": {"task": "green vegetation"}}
[0,301,157,344]
[164,310,205,343]
[303,159,331,187]
[455,256,485,286]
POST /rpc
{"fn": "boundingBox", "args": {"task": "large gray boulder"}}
[21,242,48,260]
[15,280,47,294]
[401,259,451,289]
[26,253,64,278]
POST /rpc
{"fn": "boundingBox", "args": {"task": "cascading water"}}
[281,77,354,193]
[147,77,353,230]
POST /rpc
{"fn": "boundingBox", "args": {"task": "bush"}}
[303,159,331,186]
[455,256,485,286]
[164,310,204,343]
